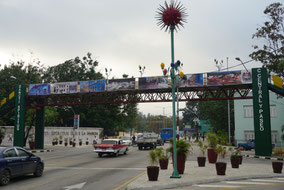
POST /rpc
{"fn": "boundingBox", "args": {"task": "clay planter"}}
[272,162,283,173]
[59,140,63,145]
[159,159,168,170]
[230,157,239,168]
[72,142,76,147]
[79,142,82,146]
[147,166,159,181]
[69,141,72,145]
[52,142,56,146]
[207,149,218,163]
[215,162,227,175]
[86,141,89,145]
[197,157,206,167]
[29,141,35,149]
[238,155,243,165]
[64,142,68,146]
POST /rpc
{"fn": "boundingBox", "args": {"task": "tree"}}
[250,2,284,77]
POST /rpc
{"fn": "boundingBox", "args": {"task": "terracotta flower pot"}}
[86,142,89,145]
[197,157,206,167]
[147,166,159,181]
[215,162,227,175]
[64,142,68,146]
[230,157,239,168]
[272,162,283,173]
[207,149,218,163]
[29,141,35,149]
[159,159,168,170]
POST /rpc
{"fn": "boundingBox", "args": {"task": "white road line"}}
[193,184,242,188]
[276,178,284,180]
[46,166,145,170]
[226,181,269,185]
[251,179,284,183]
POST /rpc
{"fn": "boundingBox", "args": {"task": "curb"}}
[29,149,53,153]
[244,154,284,161]
[126,174,284,190]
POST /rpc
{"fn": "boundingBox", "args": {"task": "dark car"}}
[0,146,44,185]
[238,139,255,150]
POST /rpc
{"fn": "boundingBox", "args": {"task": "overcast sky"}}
[0,0,277,116]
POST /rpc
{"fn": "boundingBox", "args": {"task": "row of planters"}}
[147,133,284,181]
[52,137,90,147]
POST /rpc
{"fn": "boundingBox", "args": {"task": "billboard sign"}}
[29,84,51,95]
[80,80,105,92]
[138,76,168,90]
[207,70,243,86]
[179,74,203,87]
[53,82,78,94]
[107,78,135,91]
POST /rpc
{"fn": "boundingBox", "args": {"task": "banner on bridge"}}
[179,74,203,87]
[107,78,135,91]
[52,82,78,94]
[138,76,168,89]
[80,80,105,92]
[207,70,252,86]
[29,84,51,95]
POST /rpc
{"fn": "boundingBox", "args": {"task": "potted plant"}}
[229,148,240,168]
[147,149,159,181]
[272,147,284,173]
[69,137,73,145]
[197,140,208,167]
[0,128,5,145]
[86,138,89,145]
[59,136,63,144]
[52,137,57,146]
[215,145,227,175]
[79,139,82,146]
[64,138,68,146]
[28,134,35,149]
[156,147,169,170]
[72,139,76,147]
[167,138,192,174]
[207,133,218,163]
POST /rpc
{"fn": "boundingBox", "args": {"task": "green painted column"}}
[13,84,26,147]
[35,107,45,149]
[252,68,272,156]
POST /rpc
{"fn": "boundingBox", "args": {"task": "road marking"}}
[193,184,242,188]
[276,178,284,180]
[46,166,145,170]
[113,171,146,190]
[219,182,284,190]
[251,179,284,183]
[225,181,269,185]
[64,182,86,190]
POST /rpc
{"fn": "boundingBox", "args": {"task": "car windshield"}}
[102,140,117,144]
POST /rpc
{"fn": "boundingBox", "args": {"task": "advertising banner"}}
[29,84,51,95]
[53,82,78,94]
[207,70,243,86]
[241,70,252,84]
[179,74,203,87]
[138,76,168,90]
[80,80,105,92]
[107,78,135,91]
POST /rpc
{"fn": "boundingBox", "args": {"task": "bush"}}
[207,133,218,149]
[273,147,284,157]
[167,138,192,158]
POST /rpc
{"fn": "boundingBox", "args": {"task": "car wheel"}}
[98,153,102,157]
[34,163,44,177]
[115,151,119,157]
[0,169,10,186]
[124,150,127,155]
[138,146,142,150]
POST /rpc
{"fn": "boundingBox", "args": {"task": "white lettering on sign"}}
[16,85,21,131]
[257,69,264,132]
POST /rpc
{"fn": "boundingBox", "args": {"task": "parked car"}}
[94,139,128,157]
[157,137,164,146]
[119,136,132,146]
[0,146,44,185]
[238,139,255,150]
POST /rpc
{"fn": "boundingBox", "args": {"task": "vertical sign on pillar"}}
[74,115,80,129]
[252,68,272,156]
[14,84,26,147]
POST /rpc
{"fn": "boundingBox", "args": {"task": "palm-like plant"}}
[167,138,192,158]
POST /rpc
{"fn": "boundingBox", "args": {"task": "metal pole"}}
[227,57,231,143]
[177,80,179,136]
[170,25,180,178]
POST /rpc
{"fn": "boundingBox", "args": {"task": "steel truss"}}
[26,84,252,108]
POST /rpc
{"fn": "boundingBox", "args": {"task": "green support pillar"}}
[35,107,45,149]
[252,68,272,156]
[13,84,26,147]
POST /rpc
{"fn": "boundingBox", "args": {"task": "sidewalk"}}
[126,160,284,190]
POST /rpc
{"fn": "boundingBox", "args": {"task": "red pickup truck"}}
[94,139,128,157]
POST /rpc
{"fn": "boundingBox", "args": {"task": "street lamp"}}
[235,57,251,72]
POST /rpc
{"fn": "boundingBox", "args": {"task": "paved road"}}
[1,145,150,190]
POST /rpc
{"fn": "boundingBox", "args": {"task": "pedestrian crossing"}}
[192,177,284,189]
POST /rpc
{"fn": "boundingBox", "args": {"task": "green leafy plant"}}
[167,138,192,158]
[207,133,218,149]
[229,147,241,159]
[64,138,68,142]
[155,147,169,160]
[215,145,227,159]
[198,140,208,156]
[149,149,159,166]
[273,147,284,158]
